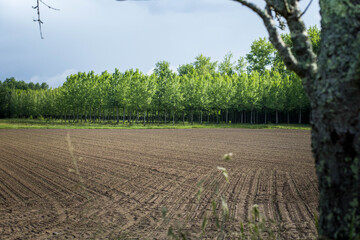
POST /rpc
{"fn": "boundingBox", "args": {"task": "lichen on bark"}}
[234,0,360,239]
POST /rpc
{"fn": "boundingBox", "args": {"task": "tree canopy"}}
[1,28,317,124]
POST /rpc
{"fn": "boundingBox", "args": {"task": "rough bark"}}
[234,1,360,238]
[312,2,360,238]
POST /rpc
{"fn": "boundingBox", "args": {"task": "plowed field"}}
[0,129,318,239]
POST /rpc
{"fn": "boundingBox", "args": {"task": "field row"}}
[0,129,318,239]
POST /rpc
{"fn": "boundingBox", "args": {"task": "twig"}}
[40,0,60,11]
[299,0,314,18]
[33,0,43,39]
[33,0,60,39]
[232,0,301,74]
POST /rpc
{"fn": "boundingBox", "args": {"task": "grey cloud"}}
[133,0,236,15]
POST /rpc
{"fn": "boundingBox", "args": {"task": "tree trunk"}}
[116,106,119,124]
[232,2,360,237]
[264,110,267,124]
[191,110,194,125]
[250,109,253,124]
[182,111,185,124]
[143,110,146,126]
[298,109,302,124]
[173,110,175,125]
[287,111,290,124]
[275,110,279,124]
[312,4,360,238]
[98,108,101,123]
[226,109,229,124]
[164,110,166,124]
[123,107,125,124]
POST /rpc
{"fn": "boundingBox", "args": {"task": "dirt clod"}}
[0,128,318,239]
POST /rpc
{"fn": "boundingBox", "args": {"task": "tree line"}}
[0,27,319,124]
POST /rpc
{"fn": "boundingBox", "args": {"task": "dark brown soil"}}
[0,128,318,239]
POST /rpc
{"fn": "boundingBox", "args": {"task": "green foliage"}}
[1,28,319,123]
[1,77,49,91]
[0,119,311,130]
[236,56,247,75]
[218,52,236,76]
[307,25,321,55]
[193,54,217,76]
[246,38,275,75]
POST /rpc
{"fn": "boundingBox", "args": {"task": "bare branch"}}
[299,0,314,18]
[33,0,44,39]
[232,0,302,75]
[233,0,318,94]
[40,0,60,11]
[283,1,317,79]
[233,0,265,17]
[33,0,60,39]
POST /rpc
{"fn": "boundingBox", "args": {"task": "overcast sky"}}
[0,0,320,87]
